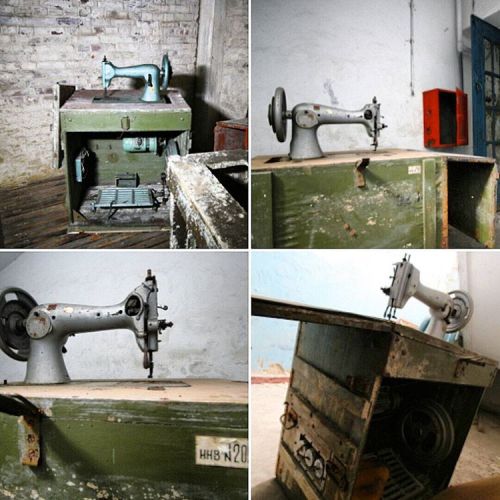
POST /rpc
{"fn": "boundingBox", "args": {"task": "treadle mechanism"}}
[93,187,154,210]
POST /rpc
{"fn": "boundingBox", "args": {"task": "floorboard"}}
[0,174,170,249]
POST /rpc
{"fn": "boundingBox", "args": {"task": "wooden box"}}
[252,297,497,500]
[252,149,497,249]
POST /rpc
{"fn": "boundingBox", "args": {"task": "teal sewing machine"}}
[97,54,171,103]
[55,54,191,233]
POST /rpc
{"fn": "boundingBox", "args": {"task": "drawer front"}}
[61,110,191,132]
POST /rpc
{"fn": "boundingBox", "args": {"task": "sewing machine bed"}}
[0,379,248,498]
[69,182,169,232]
[61,88,190,113]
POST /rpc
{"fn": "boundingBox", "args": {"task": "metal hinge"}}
[353,158,370,188]
[0,394,43,467]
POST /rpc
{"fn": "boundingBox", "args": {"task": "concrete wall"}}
[0,251,248,382]
[0,0,248,186]
[251,0,463,157]
[251,250,460,372]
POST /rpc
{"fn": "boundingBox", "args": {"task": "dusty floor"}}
[251,382,500,498]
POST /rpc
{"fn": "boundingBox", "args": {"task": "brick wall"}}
[0,0,201,186]
[220,0,248,118]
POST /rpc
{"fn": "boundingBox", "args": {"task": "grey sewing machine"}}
[95,54,171,103]
[268,87,387,160]
[0,270,173,384]
[382,255,473,339]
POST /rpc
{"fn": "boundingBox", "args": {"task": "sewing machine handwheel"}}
[268,87,287,142]
[161,54,171,89]
[0,288,37,361]
[447,290,473,332]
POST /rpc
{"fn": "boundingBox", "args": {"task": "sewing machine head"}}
[268,87,387,160]
[382,255,473,339]
[0,270,173,384]
[98,54,171,103]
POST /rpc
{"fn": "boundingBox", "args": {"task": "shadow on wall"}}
[190,65,228,153]
[483,375,500,414]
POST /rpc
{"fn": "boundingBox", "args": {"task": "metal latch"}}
[19,414,41,466]
[121,116,130,130]
[75,147,89,183]
[354,158,370,188]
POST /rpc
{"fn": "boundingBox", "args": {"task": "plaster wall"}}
[251,250,460,372]
[0,251,248,382]
[459,251,500,412]
[251,0,462,157]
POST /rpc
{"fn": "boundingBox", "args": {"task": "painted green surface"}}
[422,159,437,248]
[252,158,445,249]
[61,110,191,133]
[0,399,248,499]
[86,138,164,185]
[251,172,273,248]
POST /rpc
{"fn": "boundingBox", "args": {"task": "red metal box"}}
[423,88,468,148]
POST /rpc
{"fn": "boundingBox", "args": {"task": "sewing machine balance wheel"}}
[161,54,171,89]
[447,290,473,332]
[268,87,287,142]
[0,287,37,361]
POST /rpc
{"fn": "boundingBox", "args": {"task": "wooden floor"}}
[0,174,170,249]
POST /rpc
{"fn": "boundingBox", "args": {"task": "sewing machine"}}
[98,54,171,103]
[0,270,173,384]
[56,55,191,233]
[268,87,387,160]
[382,255,473,339]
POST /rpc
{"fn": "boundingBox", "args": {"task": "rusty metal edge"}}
[251,296,498,368]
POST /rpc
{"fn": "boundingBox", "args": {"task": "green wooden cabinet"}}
[251,149,497,248]
[58,88,192,233]
[0,380,247,499]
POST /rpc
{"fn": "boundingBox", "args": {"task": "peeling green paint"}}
[0,398,248,499]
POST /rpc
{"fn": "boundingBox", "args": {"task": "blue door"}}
[472,15,500,162]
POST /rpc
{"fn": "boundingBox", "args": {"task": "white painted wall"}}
[0,251,248,383]
[458,252,500,360]
[461,0,500,34]
[251,250,460,372]
[251,0,462,157]
[458,251,500,412]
